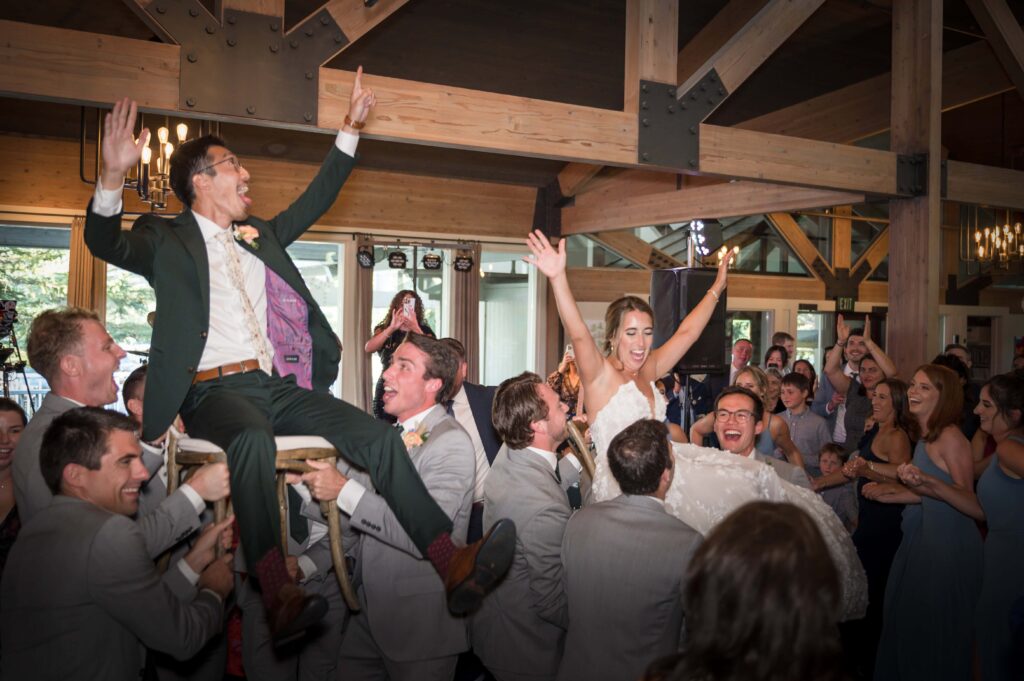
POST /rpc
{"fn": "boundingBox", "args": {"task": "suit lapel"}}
[172,212,211,322]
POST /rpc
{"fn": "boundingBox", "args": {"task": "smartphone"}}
[564,344,574,360]
[403,298,415,317]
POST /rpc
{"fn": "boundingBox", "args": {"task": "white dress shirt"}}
[451,385,489,503]
[90,131,360,372]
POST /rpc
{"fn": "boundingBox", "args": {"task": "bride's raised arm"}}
[650,251,733,377]
[524,230,607,388]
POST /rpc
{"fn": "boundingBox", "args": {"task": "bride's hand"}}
[524,229,566,279]
[711,247,734,294]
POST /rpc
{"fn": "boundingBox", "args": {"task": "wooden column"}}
[888,0,943,373]
[624,0,678,114]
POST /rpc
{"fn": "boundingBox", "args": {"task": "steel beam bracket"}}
[636,69,728,170]
[896,153,928,196]
[146,0,346,125]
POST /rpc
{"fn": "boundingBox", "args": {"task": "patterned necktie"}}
[215,229,272,373]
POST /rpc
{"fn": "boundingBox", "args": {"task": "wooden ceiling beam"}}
[0,19,180,110]
[318,69,638,165]
[217,0,284,19]
[590,231,682,269]
[562,180,862,235]
[768,212,828,276]
[290,0,409,62]
[963,0,1024,99]
[676,0,768,85]
[557,163,604,197]
[625,0,678,114]
[735,40,1011,143]
[853,227,889,275]
[698,124,899,195]
[564,267,830,302]
[677,0,826,102]
[946,160,1024,210]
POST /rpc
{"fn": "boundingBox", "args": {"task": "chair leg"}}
[212,450,228,558]
[322,456,360,612]
[276,471,289,554]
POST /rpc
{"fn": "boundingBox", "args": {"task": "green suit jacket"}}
[85,147,354,441]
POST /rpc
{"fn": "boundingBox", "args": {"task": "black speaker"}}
[650,268,728,375]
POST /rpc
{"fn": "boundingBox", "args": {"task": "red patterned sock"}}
[425,532,457,577]
[253,546,291,612]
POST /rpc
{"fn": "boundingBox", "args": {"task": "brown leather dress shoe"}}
[268,583,329,644]
[445,518,517,615]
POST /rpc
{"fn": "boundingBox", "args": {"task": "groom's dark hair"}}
[607,419,672,496]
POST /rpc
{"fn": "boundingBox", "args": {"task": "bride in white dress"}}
[525,230,866,619]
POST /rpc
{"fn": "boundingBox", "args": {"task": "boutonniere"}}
[233,224,260,250]
[402,423,430,450]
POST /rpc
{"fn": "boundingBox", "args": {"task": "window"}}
[0,224,72,413]
[478,248,534,385]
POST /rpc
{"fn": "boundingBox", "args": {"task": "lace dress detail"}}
[589,381,867,620]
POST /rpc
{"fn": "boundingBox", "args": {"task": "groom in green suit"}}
[84,68,514,641]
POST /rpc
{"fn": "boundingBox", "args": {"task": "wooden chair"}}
[166,432,360,611]
[565,420,595,480]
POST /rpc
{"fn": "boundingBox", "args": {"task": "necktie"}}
[286,485,309,544]
[215,229,272,373]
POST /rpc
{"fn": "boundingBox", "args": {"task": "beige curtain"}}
[67,216,107,318]
[450,242,482,383]
[342,235,375,412]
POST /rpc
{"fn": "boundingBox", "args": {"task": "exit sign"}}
[835,297,856,312]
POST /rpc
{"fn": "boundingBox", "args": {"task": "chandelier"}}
[960,205,1022,272]
[81,108,218,212]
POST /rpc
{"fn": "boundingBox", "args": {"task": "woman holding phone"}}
[365,290,435,421]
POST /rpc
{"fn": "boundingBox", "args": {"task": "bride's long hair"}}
[603,296,655,356]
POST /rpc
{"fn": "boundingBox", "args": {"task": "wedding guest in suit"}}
[83,75,514,638]
[301,334,474,680]
[366,290,435,422]
[122,364,228,681]
[771,331,796,371]
[1,407,234,681]
[558,419,702,681]
[473,372,577,681]
[440,337,500,543]
[702,338,753,405]
[653,502,845,681]
[14,309,227,563]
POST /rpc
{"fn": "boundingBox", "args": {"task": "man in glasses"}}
[712,386,811,488]
[83,67,516,644]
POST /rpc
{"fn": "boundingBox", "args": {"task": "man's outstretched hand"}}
[100,97,149,190]
[344,66,376,132]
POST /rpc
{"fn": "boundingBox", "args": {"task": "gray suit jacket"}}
[473,446,572,679]
[753,451,813,489]
[348,405,474,662]
[12,393,202,557]
[557,494,702,681]
[0,496,223,681]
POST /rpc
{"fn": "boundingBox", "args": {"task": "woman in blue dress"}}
[973,371,1024,681]
[863,364,983,681]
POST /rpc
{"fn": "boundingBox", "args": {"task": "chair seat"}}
[176,434,334,453]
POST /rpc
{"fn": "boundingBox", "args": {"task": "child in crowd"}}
[779,372,832,477]
[816,444,858,533]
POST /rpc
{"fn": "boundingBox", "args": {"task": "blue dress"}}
[874,439,983,681]
[976,435,1024,681]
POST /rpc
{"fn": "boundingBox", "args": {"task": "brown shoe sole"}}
[447,518,517,615]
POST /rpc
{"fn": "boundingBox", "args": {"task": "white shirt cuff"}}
[199,588,223,605]
[563,454,583,472]
[297,555,318,582]
[335,130,359,158]
[337,479,367,516]
[180,484,207,515]
[92,182,123,216]
[177,557,201,586]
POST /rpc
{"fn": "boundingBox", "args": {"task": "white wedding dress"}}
[589,381,868,620]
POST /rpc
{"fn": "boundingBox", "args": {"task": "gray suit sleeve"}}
[810,376,835,419]
[557,457,580,492]
[522,503,571,630]
[162,560,199,602]
[88,515,223,661]
[138,489,203,559]
[349,427,474,558]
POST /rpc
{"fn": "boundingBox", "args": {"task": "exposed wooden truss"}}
[964,0,1024,99]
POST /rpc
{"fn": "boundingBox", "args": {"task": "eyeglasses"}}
[715,408,755,424]
[197,155,241,174]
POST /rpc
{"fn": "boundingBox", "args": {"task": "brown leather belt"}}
[192,359,261,384]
